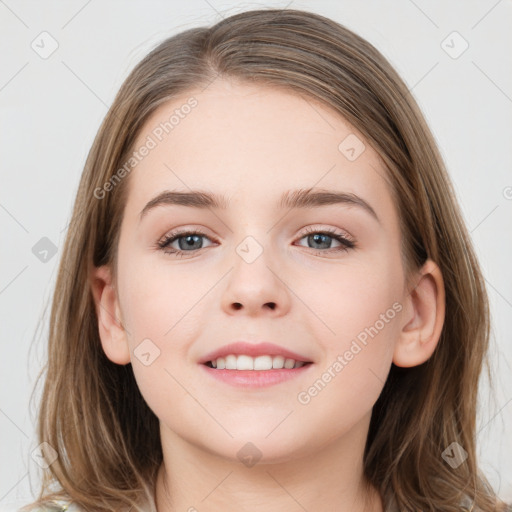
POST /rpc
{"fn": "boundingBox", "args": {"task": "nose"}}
[220,237,291,317]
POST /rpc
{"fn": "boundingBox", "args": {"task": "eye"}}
[157,226,356,258]
[157,229,215,257]
[294,226,355,254]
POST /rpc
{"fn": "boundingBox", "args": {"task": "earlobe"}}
[90,265,131,365]
[393,259,446,368]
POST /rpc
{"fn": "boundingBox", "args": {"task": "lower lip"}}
[199,363,313,388]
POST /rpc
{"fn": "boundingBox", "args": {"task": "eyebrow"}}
[139,187,380,224]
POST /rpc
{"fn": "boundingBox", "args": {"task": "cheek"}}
[294,267,402,435]
[118,253,202,343]
[295,254,403,391]
[296,254,403,345]
[116,255,209,405]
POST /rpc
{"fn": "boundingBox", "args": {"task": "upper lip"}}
[199,342,313,364]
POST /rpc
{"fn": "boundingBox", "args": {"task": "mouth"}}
[204,354,313,370]
[198,342,314,387]
[200,355,314,388]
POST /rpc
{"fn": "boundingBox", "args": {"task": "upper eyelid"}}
[161,225,351,237]
[300,225,354,240]
[158,227,215,244]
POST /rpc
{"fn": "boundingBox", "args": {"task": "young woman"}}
[23,8,510,512]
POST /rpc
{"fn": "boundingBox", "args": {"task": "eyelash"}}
[157,226,356,258]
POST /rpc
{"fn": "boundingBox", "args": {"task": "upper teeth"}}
[210,354,306,370]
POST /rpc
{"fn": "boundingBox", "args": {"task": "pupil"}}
[311,233,329,249]
[180,235,201,250]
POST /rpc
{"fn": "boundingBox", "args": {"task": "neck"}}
[154,415,383,512]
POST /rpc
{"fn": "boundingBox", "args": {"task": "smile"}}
[205,354,310,370]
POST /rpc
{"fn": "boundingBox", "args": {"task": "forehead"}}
[126,79,394,224]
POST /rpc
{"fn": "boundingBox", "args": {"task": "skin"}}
[91,78,445,511]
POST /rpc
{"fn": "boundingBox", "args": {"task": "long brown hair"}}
[24,8,509,511]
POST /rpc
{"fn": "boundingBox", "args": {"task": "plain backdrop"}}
[1,0,511,509]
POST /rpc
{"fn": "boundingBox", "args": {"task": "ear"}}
[89,265,131,365]
[393,259,445,367]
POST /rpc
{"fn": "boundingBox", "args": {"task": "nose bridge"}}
[221,229,289,315]
[226,207,275,265]
[231,231,275,289]
[235,233,267,265]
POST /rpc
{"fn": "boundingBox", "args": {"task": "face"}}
[110,78,407,462]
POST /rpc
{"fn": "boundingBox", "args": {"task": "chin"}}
[197,427,315,466]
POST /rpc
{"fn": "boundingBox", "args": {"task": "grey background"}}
[1,0,511,509]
